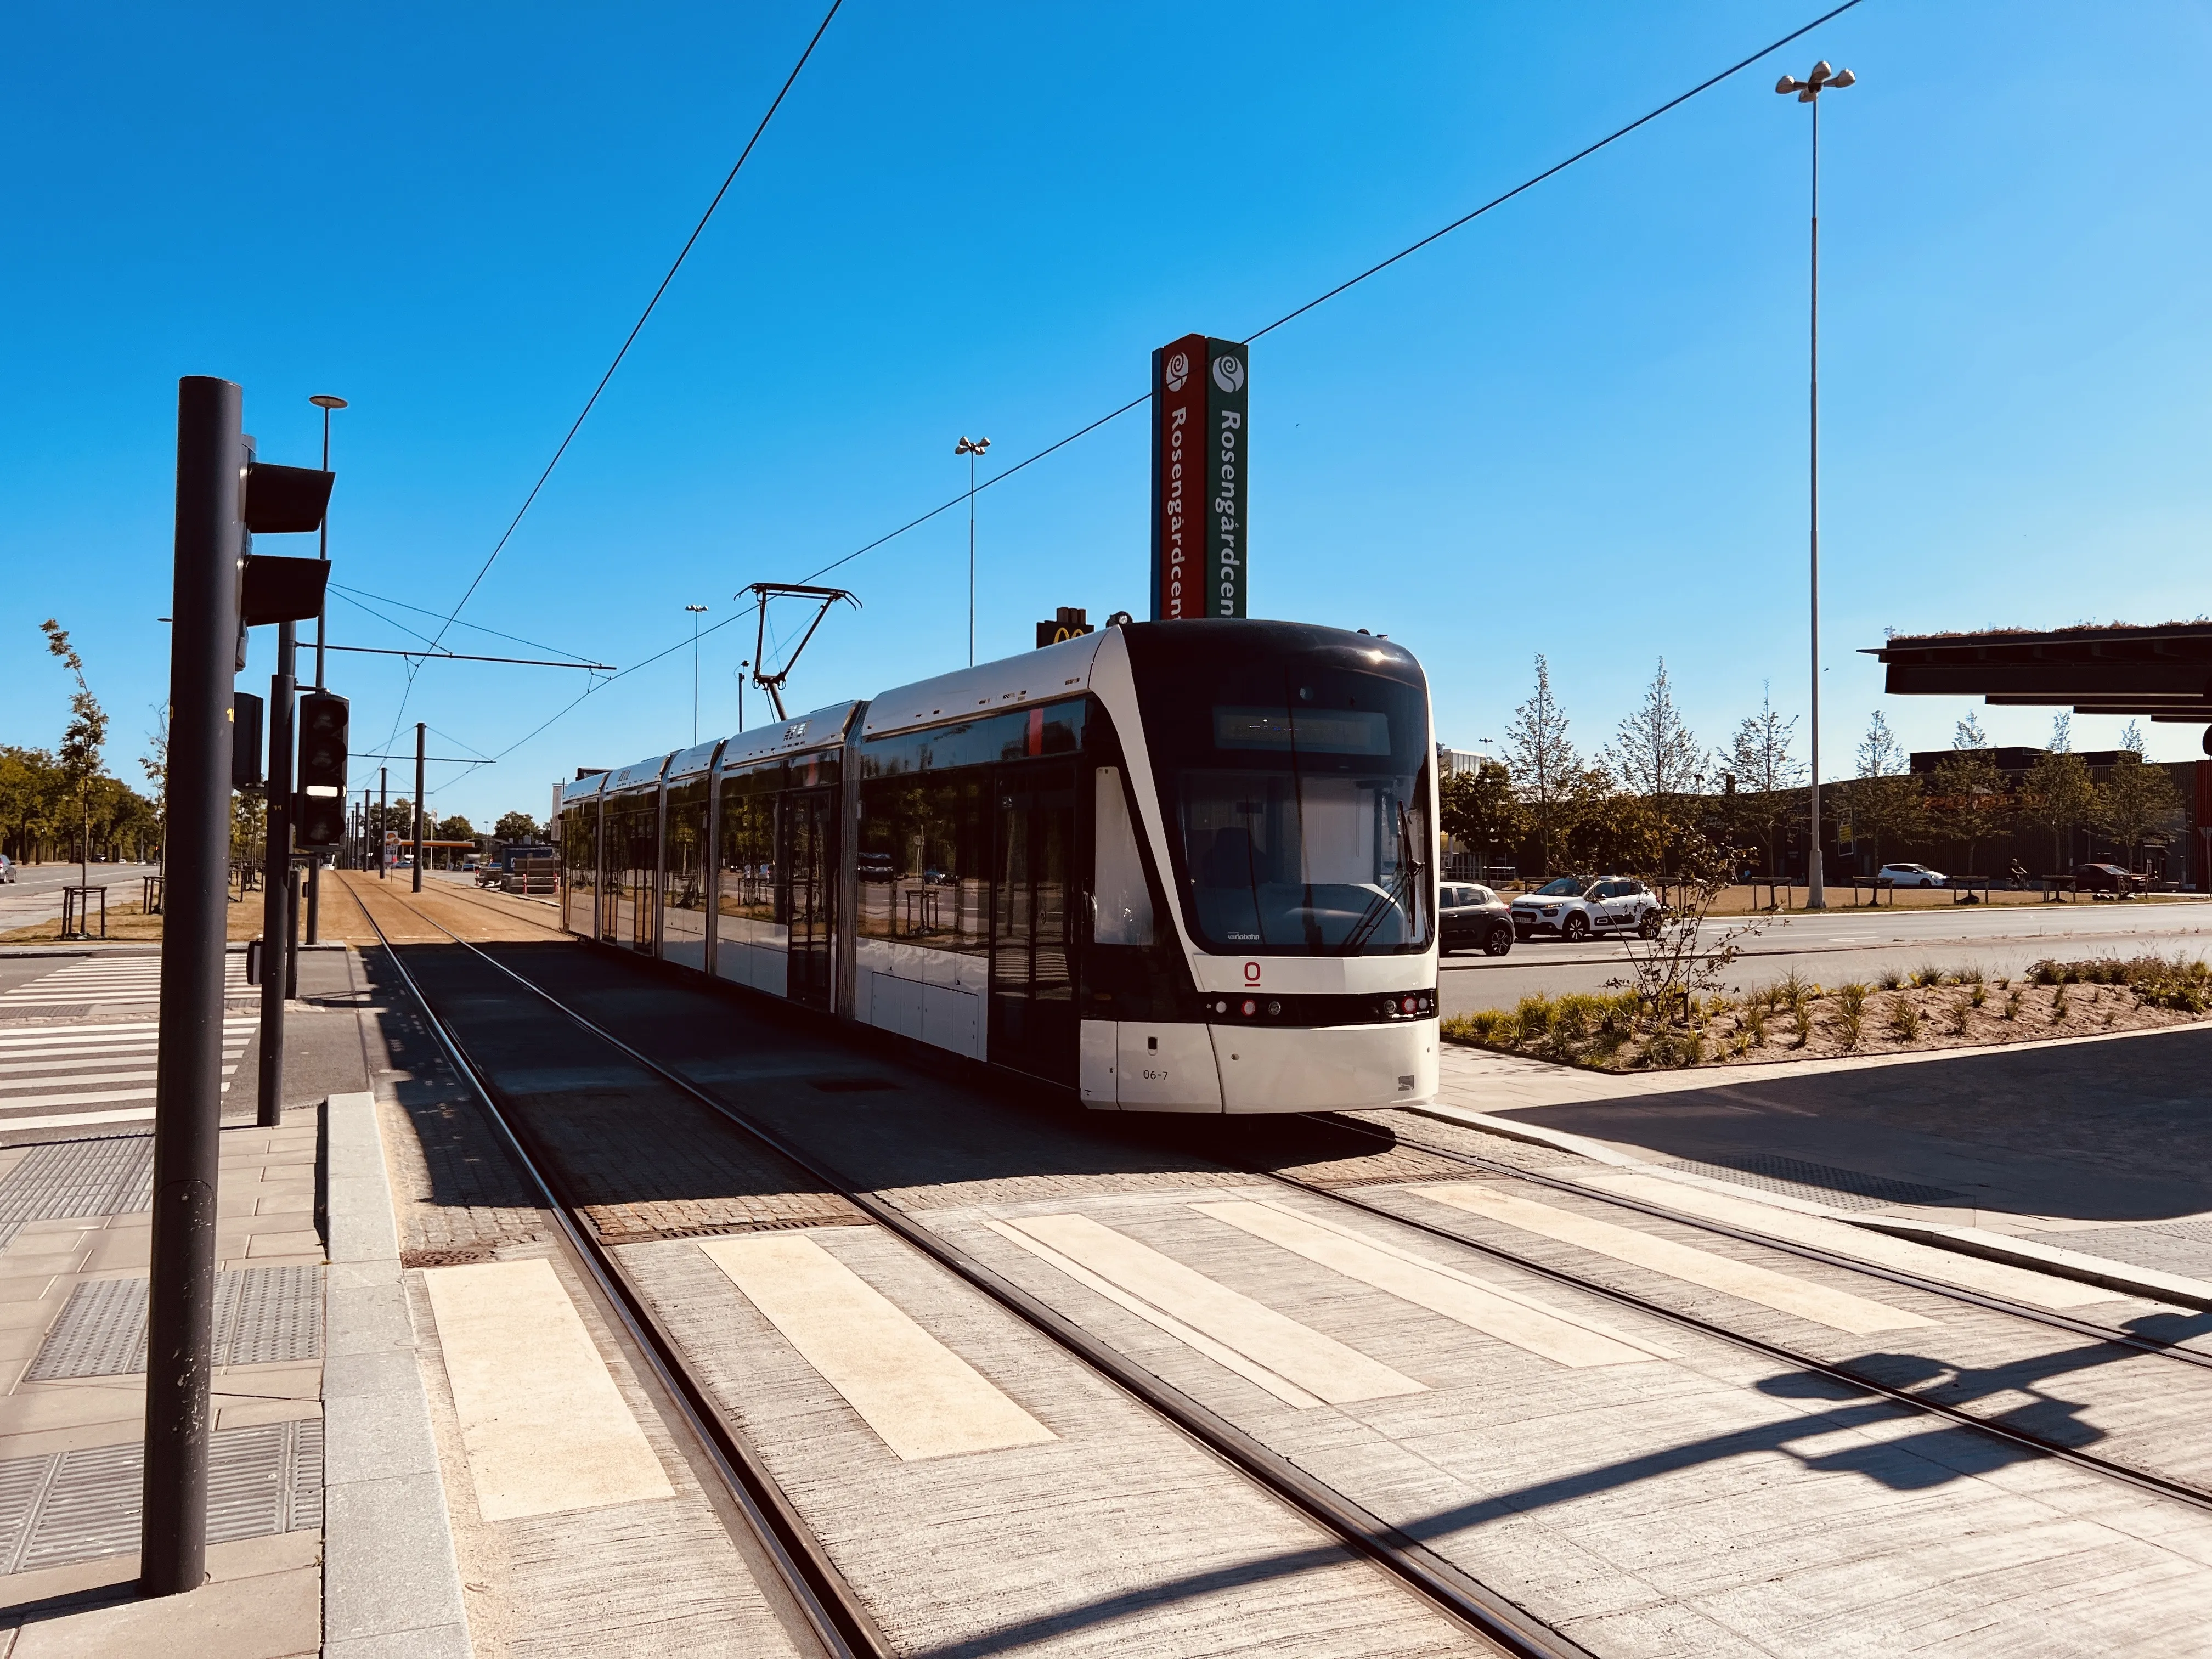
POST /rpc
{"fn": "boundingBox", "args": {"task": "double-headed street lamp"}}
[1775,60,1853,910]
[955,435,991,666]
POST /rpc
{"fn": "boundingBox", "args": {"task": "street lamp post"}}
[686,605,709,744]
[306,395,345,945]
[1775,60,1854,911]
[955,436,991,666]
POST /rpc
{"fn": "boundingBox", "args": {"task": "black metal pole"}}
[413,723,426,894]
[256,622,295,1129]
[143,375,241,1596]
[306,405,331,943]
[379,766,388,879]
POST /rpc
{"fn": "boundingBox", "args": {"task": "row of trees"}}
[0,622,160,867]
[1440,656,2187,879]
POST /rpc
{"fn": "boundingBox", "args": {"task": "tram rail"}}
[352,884,887,1659]
[353,879,1578,1659]
[1320,1110,2212,1373]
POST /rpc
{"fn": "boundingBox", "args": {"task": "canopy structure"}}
[1864,622,2212,750]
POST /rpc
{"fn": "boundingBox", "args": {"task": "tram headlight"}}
[1240,998,1257,1017]
[1266,999,1281,1016]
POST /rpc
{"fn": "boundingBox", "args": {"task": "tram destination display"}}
[1149,334,1249,622]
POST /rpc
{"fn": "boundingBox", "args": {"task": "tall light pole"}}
[685,605,709,743]
[1775,60,1853,911]
[955,435,991,666]
[304,396,345,944]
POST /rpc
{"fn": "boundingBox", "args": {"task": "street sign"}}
[1149,334,1248,620]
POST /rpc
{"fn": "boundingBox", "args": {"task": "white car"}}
[1510,875,1663,943]
[0,854,14,883]
[1877,862,1946,889]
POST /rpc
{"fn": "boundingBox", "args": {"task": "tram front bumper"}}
[1208,1019,1439,1114]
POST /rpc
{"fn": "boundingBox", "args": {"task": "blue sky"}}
[3,1,2207,828]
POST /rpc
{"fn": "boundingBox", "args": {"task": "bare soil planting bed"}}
[1442,955,2212,1071]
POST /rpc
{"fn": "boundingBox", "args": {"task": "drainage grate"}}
[1656,1153,1962,1212]
[0,1418,320,1576]
[0,1136,156,1251]
[26,1265,322,1381]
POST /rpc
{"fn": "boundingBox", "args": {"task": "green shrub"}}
[1838,984,1869,1018]
[1969,981,1988,1009]
[1890,997,1923,1041]
[1877,966,1904,991]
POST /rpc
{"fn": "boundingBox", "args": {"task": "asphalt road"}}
[1438,895,2212,1014]
[0,861,160,933]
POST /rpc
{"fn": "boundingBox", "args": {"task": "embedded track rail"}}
[1250,1117,2212,1516]
[354,898,886,1659]
[1318,1111,2212,1371]
[357,890,1583,1659]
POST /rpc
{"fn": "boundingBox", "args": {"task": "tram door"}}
[990,764,1076,1084]
[781,788,837,1011]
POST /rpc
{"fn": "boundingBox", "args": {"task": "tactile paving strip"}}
[26,1265,323,1380]
[0,1418,320,1575]
[1656,1153,1962,1212]
[0,1005,92,1022]
[0,1135,155,1250]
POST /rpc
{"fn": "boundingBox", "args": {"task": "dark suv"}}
[1440,883,1514,956]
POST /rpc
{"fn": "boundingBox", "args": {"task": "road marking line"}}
[423,1257,674,1520]
[1004,1212,1426,1404]
[0,1107,158,1130]
[1192,1200,1673,1366]
[701,1232,1058,1460]
[980,1217,1324,1408]
[0,1087,156,1110]
[0,1064,239,1084]
[1417,1183,1934,1334]
[1574,1170,2115,1310]
[0,1020,257,1042]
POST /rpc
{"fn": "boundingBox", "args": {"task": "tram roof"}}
[861,630,1107,740]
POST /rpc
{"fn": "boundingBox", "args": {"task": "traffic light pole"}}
[379,767,388,879]
[413,722,426,893]
[256,622,295,1130]
[143,376,242,1596]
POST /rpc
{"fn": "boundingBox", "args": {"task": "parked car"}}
[2073,863,2149,896]
[1876,862,1946,889]
[857,851,895,883]
[0,854,14,884]
[1440,883,1513,956]
[1510,876,1662,943]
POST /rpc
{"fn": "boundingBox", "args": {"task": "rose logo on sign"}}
[1164,352,1190,392]
[1212,354,1245,393]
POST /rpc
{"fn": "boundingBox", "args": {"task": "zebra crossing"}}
[0,954,251,1014]
[0,1018,259,1133]
[0,958,258,1133]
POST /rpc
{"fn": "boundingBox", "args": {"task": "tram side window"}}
[561,803,597,923]
[716,765,781,935]
[856,772,989,954]
[664,778,709,919]
[1092,766,1154,946]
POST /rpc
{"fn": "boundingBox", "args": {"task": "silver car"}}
[1511,875,1662,943]
[0,854,14,884]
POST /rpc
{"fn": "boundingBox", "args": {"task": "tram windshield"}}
[1130,627,1432,956]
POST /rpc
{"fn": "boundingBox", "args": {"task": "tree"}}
[1720,684,1804,875]
[1606,659,1707,831]
[1438,761,1519,877]
[41,620,109,891]
[1928,715,2008,876]
[1842,710,1925,870]
[140,704,170,864]
[1504,655,1579,876]
[2096,726,2183,869]
[493,810,541,844]
[2021,714,2093,873]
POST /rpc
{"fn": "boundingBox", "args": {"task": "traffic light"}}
[232,692,264,792]
[294,692,349,851]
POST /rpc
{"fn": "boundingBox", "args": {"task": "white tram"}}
[554,619,1440,1112]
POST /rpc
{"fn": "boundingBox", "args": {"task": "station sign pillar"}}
[1148,334,1249,621]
